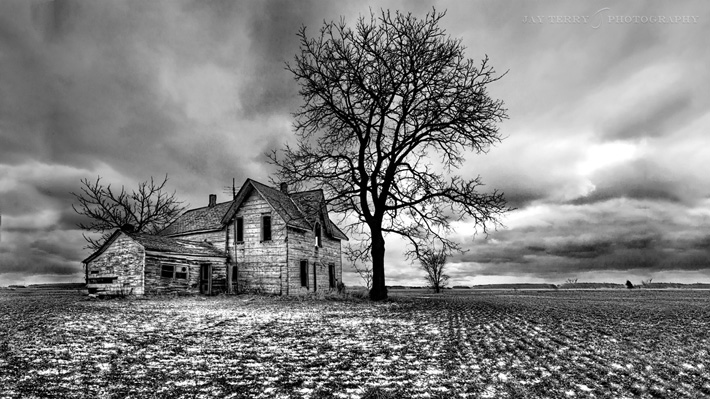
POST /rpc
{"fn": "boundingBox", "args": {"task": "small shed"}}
[83,229,227,296]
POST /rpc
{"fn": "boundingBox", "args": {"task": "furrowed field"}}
[1,289,709,398]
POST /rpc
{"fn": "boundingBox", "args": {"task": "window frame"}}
[236,217,244,243]
[314,222,322,248]
[261,214,272,242]
[160,263,188,280]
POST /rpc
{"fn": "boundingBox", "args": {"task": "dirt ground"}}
[1,288,709,398]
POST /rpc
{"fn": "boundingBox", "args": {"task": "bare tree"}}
[419,247,449,293]
[352,262,373,290]
[71,175,185,250]
[270,9,510,300]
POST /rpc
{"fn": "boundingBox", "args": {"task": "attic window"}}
[261,214,272,242]
[314,222,322,248]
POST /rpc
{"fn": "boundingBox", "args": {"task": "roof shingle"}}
[130,233,226,257]
[163,179,347,241]
[161,201,232,236]
[83,230,226,263]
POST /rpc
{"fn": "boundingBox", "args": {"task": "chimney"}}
[121,223,135,233]
[208,194,217,207]
[280,183,288,194]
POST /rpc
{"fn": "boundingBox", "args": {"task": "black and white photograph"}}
[1,0,709,397]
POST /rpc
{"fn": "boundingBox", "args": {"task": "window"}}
[261,214,272,242]
[300,260,308,287]
[161,265,173,278]
[236,217,244,243]
[161,264,187,280]
[175,267,187,279]
[314,222,322,247]
[88,277,117,284]
[328,264,336,289]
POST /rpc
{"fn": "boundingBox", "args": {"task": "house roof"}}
[222,179,348,240]
[160,178,347,241]
[161,200,233,236]
[83,230,226,263]
[290,190,348,241]
[129,233,226,257]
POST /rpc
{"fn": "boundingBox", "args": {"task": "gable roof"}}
[327,218,349,241]
[248,180,312,231]
[222,179,348,240]
[290,190,348,241]
[83,230,226,263]
[161,200,232,236]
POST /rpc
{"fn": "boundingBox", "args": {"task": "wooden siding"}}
[285,225,342,295]
[232,190,286,293]
[143,254,227,295]
[85,234,145,296]
[152,186,343,296]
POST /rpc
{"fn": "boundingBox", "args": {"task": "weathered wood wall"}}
[143,254,228,295]
[233,191,286,294]
[155,187,343,296]
[286,226,343,295]
[85,234,145,296]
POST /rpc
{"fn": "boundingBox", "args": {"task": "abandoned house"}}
[83,179,347,296]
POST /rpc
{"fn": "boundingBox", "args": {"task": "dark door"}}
[200,264,212,295]
[313,262,317,292]
[328,264,336,289]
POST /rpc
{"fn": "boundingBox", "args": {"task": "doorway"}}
[200,263,212,295]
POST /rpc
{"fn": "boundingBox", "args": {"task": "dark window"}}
[262,215,272,241]
[175,266,187,279]
[315,222,322,247]
[88,277,117,284]
[161,264,187,280]
[236,217,244,243]
[329,264,336,289]
[161,264,174,278]
[300,260,308,287]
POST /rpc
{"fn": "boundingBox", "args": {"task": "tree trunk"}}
[369,226,387,301]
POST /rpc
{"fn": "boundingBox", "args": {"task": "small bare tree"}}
[71,175,185,250]
[419,247,449,293]
[352,262,373,290]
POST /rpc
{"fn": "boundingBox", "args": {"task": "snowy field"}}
[1,288,709,398]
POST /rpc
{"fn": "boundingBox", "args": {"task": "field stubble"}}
[0,289,708,398]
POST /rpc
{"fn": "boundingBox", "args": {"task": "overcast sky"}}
[1,0,709,287]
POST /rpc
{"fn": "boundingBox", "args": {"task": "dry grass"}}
[1,288,709,398]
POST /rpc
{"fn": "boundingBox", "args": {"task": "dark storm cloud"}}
[572,158,702,206]
[238,0,345,118]
[453,198,710,279]
[602,92,693,140]
[0,0,187,173]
